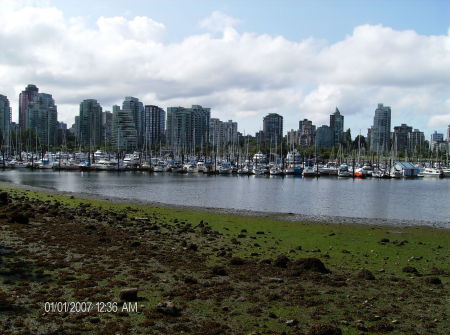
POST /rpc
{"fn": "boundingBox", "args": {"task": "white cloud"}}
[199,11,241,33]
[0,4,449,136]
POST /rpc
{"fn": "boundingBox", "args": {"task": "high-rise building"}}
[102,111,113,145]
[447,125,450,140]
[79,99,103,148]
[286,129,301,146]
[57,121,68,146]
[393,123,412,152]
[19,84,39,130]
[263,113,283,144]
[210,118,238,148]
[0,95,11,147]
[329,107,344,146]
[298,119,316,147]
[223,120,238,146]
[408,129,425,153]
[209,118,224,148]
[27,93,58,148]
[112,105,137,151]
[431,131,443,143]
[370,103,391,153]
[143,105,165,146]
[122,97,144,147]
[315,125,334,149]
[166,105,210,150]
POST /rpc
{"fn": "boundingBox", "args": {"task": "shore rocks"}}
[274,255,290,268]
[292,258,330,274]
[307,324,342,335]
[424,277,442,285]
[229,257,245,266]
[9,212,29,224]
[212,266,228,276]
[357,269,376,280]
[155,301,181,316]
[402,266,419,274]
[119,288,138,301]
[0,192,9,205]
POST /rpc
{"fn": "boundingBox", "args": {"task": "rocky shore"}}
[0,186,448,334]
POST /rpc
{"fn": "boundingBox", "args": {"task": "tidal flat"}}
[0,186,448,334]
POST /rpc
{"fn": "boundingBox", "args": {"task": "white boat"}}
[420,168,444,177]
[35,158,54,169]
[302,166,318,177]
[197,161,207,173]
[183,162,197,173]
[218,162,233,174]
[269,166,284,176]
[337,164,352,177]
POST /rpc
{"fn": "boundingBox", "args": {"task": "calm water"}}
[0,169,449,225]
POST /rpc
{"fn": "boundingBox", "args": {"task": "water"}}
[0,169,449,225]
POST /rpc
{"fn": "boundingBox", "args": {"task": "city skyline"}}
[0,1,449,137]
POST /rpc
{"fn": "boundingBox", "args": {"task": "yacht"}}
[269,166,284,176]
[302,166,318,177]
[420,168,444,177]
[337,164,352,177]
[218,161,233,174]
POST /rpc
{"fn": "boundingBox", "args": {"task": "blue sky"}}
[0,0,449,138]
[58,0,450,42]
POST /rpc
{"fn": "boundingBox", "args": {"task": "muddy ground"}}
[0,189,448,334]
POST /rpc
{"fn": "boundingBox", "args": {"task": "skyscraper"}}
[408,129,425,153]
[122,97,144,147]
[112,105,137,151]
[102,111,113,145]
[143,105,165,146]
[393,123,412,152]
[27,93,58,148]
[79,99,103,149]
[209,118,238,148]
[0,95,11,147]
[298,119,316,147]
[370,103,391,153]
[263,113,283,144]
[19,84,39,130]
[330,107,344,146]
[166,105,210,150]
[315,125,334,149]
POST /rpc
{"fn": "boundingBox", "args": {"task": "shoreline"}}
[1,180,447,229]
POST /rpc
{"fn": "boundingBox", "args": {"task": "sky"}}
[0,0,449,138]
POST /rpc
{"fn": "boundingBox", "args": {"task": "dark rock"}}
[183,276,198,284]
[369,321,394,332]
[274,255,290,268]
[292,258,330,274]
[357,269,375,280]
[0,192,9,205]
[9,212,29,224]
[402,266,419,274]
[379,238,390,243]
[307,323,342,335]
[188,243,198,251]
[119,288,138,301]
[155,301,180,316]
[424,277,442,285]
[130,241,141,248]
[229,257,245,266]
[212,266,228,276]
[256,231,265,235]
